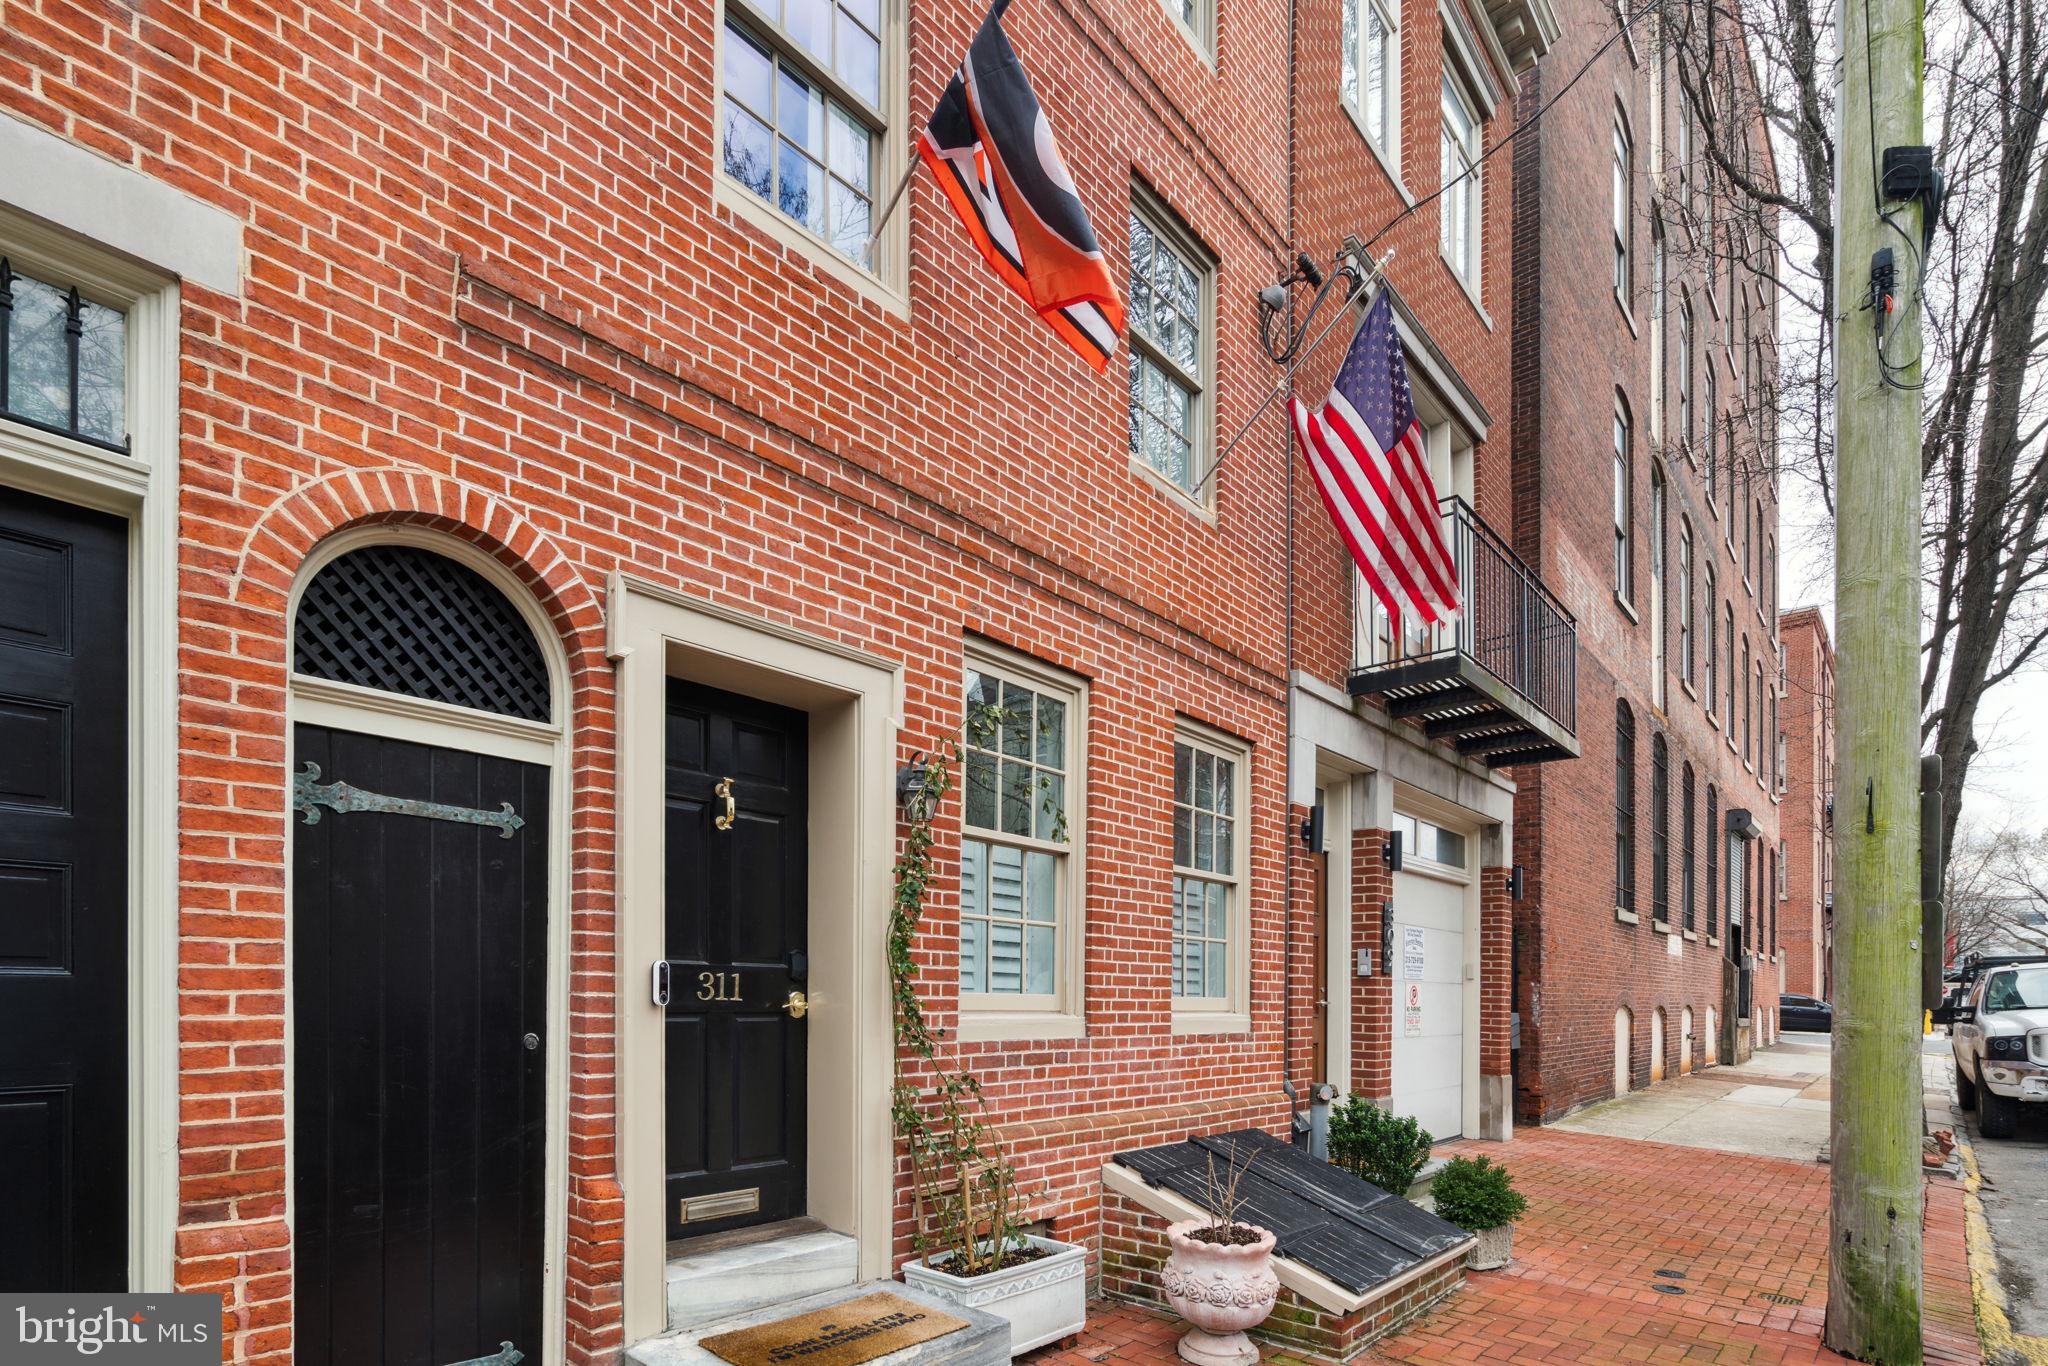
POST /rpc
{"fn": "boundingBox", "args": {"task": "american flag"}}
[1290,290,1460,625]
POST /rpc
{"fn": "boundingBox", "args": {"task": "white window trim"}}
[1170,717,1252,1035]
[1438,70,1484,311]
[711,0,911,316]
[1342,0,1407,194]
[957,639,1089,1042]
[1127,187,1218,517]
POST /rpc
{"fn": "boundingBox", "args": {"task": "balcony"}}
[1349,496,1580,768]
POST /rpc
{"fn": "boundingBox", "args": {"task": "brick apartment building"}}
[0,0,1570,1363]
[1780,606,1836,999]
[1505,0,1787,1122]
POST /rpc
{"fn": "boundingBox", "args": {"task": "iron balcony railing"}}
[1354,495,1578,741]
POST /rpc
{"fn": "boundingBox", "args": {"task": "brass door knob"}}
[783,990,809,1020]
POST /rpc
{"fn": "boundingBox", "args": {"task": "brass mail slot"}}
[680,1188,760,1224]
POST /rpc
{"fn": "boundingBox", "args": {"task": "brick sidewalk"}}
[1029,1128,1979,1366]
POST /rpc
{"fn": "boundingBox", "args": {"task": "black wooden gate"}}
[292,725,547,1366]
[0,485,128,1291]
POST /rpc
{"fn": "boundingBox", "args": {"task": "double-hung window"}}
[1704,366,1718,503]
[1681,762,1697,932]
[1613,402,1633,603]
[1616,701,1637,918]
[1704,563,1719,718]
[718,0,887,267]
[1440,74,1482,293]
[959,648,1084,1035]
[1676,296,1693,449]
[1724,604,1737,738]
[1172,725,1248,1027]
[1612,114,1633,303]
[1650,734,1670,927]
[1678,519,1695,686]
[1649,218,1666,436]
[1127,202,1212,502]
[1342,0,1401,163]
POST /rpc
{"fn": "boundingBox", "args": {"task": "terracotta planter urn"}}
[1160,1219,1280,1366]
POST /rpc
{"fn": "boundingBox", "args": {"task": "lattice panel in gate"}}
[294,544,552,722]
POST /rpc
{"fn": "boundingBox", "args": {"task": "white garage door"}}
[1390,814,1471,1141]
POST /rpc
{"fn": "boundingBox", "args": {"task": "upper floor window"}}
[1649,217,1666,437]
[1704,367,1719,503]
[1127,201,1213,502]
[1741,637,1752,763]
[1166,0,1216,53]
[1173,726,1248,1021]
[0,258,127,451]
[1440,74,1482,292]
[1613,401,1634,602]
[1342,0,1401,159]
[1724,604,1737,739]
[1616,701,1637,917]
[1612,113,1633,303]
[719,6,885,267]
[1681,762,1697,932]
[960,650,1081,1018]
[1678,519,1695,685]
[1650,733,1670,927]
[1650,462,1666,706]
[1676,295,1693,449]
[1705,783,1719,933]
[1704,564,1719,717]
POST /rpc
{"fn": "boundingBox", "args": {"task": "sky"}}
[1779,484,2048,837]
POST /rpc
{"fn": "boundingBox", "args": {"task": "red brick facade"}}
[1506,0,1784,1121]
[1779,607,1835,999]
[0,0,1561,1359]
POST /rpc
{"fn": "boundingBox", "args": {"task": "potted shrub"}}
[1429,1155,1527,1271]
[1325,1092,1434,1196]
[898,1155,1087,1354]
[1161,1148,1280,1366]
[891,736,1085,1355]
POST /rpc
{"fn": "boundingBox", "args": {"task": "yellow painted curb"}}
[1957,1139,2048,1365]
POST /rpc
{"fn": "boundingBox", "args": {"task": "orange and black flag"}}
[918,11,1126,372]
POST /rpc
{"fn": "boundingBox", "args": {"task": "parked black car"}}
[1780,994,1834,1032]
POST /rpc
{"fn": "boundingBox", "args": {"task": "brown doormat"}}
[699,1291,970,1366]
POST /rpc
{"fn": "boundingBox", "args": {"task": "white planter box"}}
[901,1235,1088,1356]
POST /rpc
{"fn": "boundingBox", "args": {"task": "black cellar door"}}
[0,486,127,1291]
[665,680,809,1240]
[293,726,547,1366]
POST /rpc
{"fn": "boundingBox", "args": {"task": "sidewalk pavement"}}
[1548,1032,1833,1161]
[1030,1123,1979,1366]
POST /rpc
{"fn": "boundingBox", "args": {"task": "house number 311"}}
[697,971,742,1002]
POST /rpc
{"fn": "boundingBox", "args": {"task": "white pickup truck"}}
[1942,959,2048,1139]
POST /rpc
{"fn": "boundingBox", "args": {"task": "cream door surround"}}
[608,573,903,1345]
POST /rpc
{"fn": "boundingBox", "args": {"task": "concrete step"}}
[627,1280,1011,1366]
[666,1221,860,1332]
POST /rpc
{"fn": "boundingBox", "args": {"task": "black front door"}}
[666,681,808,1239]
[0,485,127,1291]
[292,726,546,1366]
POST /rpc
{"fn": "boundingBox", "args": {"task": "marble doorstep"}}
[667,1223,861,1332]
[627,1280,1011,1366]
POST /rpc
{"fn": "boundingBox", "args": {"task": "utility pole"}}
[1826,0,1929,1349]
